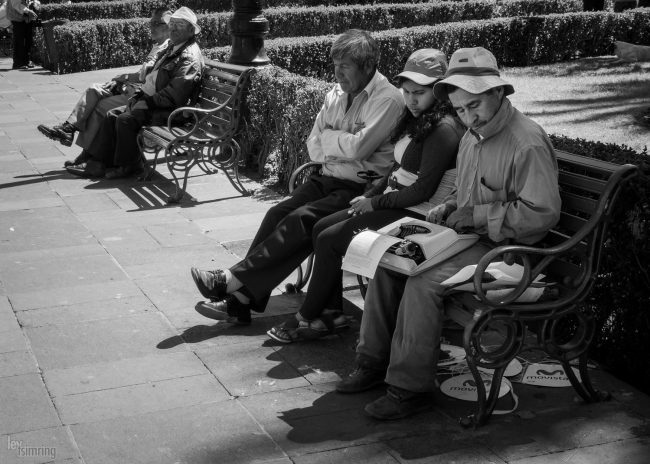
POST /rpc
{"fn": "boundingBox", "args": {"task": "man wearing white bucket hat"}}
[67,6,204,178]
[337,47,561,420]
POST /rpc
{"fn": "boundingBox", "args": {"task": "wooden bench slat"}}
[558,171,608,195]
[560,191,599,216]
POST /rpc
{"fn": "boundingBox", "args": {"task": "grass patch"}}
[505,56,649,152]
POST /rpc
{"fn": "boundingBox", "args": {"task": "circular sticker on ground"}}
[438,344,466,367]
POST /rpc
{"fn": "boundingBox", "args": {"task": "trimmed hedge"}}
[204,8,650,80]
[39,0,228,21]
[242,66,650,395]
[39,0,223,9]
[38,0,581,22]
[35,0,583,73]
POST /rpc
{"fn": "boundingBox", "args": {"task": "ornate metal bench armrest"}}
[289,162,322,193]
[166,95,234,138]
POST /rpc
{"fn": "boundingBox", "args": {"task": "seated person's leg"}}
[193,177,364,321]
[65,107,126,178]
[268,208,411,343]
[363,242,493,420]
[75,94,129,151]
[336,267,409,392]
[105,107,150,178]
[38,83,112,148]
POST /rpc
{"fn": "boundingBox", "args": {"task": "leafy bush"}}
[36,0,583,73]
[205,8,650,80]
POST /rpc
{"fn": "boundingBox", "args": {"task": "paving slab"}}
[55,373,228,424]
[25,312,185,370]
[8,279,144,311]
[44,351,208,397]
[0,426,79,464]
[508,437,650,464]
[15,294,156,328]
[71,401,285,464]
[197,339,310,396]
[293,443,399,464]
[0,252,128,294]
[0,374,61,435]
[0,351,39,378]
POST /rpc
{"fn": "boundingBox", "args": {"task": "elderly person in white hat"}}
[336,47,561,421]
[266,48,464,344]
[39,7,172,167]
[67,6,204,179]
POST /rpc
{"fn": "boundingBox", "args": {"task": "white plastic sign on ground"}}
[440,372,511,401]
[520,363,581,387]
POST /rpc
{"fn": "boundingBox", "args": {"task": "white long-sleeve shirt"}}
[306,70,404,183]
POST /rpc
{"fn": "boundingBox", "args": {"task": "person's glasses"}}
[149,21,167,28]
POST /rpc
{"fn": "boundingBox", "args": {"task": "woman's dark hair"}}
[390,84,454,144]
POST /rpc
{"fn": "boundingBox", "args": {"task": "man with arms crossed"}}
[190,29,404,325]
[336,47,562,420]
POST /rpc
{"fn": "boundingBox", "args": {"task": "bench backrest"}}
[535,150,638,306]
[193,59,254,139]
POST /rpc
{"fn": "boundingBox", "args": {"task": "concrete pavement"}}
[1,55,650,464]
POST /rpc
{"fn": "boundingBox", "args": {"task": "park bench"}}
[442,150,638,427]
[137,59,254,203]
[289,151,639,428]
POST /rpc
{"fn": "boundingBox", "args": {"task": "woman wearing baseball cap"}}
[266,49,465,343]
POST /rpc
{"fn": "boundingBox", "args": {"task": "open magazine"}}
[342,218,478,278]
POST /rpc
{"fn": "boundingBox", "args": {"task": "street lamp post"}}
[228,0,270,66]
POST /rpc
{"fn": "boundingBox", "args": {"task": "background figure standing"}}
[6,0,38,69]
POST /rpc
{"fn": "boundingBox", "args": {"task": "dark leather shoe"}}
[105,163,144,180]
[38,123,74,147]
[194,295,252,325]
[336,365,385,393]
[364,386,433,420]
[64,150,91,168]
[191,268,227,300]
[66,160,105,178]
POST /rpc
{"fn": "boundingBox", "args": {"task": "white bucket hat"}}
[394,48,448,86]
[433,47,514,100]
[170,6,201,35]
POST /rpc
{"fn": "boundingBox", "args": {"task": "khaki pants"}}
[357,241,493,392]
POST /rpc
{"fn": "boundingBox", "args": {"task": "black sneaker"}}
[364,385,433,420]
[336,365,385,393]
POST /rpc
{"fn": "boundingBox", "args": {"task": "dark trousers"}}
[91,102,168,168]
[230,175,365,311]
[11,21,33,68]
[298,208,414,320]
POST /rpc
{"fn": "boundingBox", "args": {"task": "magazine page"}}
[341,230,402,278]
